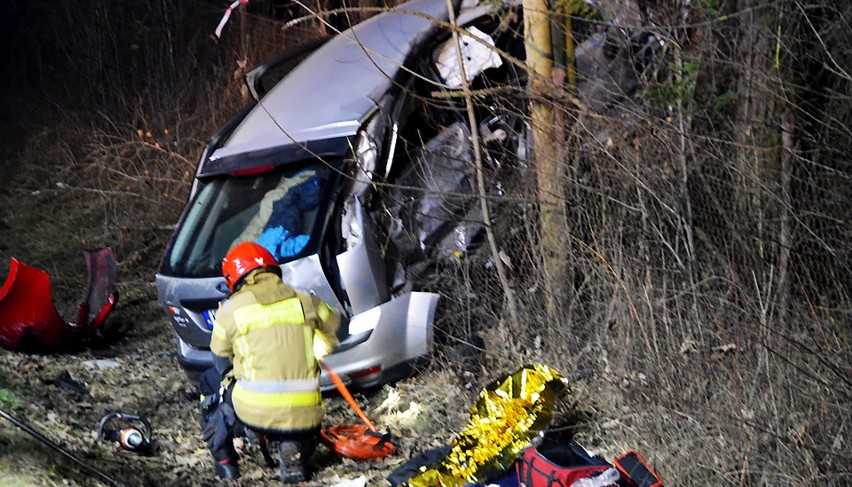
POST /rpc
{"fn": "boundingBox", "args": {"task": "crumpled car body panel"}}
[0,258,67,349]
[0,249,118,350]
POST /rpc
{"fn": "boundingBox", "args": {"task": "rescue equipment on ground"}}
[400,364,567,487]
[97,412,153,454]
[319,359,396,461]
[0,407,126,487]
[390,436,664,487]
[0,248,118,350]
[613,450,664,487]
[516,440,616,487]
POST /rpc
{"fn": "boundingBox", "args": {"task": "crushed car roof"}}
[209,0,449,164]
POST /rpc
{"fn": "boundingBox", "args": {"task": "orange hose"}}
[319,359,377,432]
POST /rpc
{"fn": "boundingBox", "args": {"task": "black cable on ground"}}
[0,408,127,487]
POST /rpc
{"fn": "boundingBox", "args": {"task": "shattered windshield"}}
[162,163,336,278]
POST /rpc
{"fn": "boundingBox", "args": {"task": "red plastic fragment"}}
[0,258,69,349]
[79,248,119,331]
[0,248,119,350]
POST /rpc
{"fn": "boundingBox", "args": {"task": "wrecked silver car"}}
[157,0,653,388]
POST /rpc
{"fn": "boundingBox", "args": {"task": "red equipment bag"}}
[516,441,614,487]
[613,450,663,487]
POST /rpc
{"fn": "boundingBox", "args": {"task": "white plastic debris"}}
[82,359,120,370]
[329,475,367,487]
[435,26,503,88]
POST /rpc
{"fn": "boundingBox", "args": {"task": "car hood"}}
[210,0,450,161]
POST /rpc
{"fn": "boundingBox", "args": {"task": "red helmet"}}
[221,242,280,292]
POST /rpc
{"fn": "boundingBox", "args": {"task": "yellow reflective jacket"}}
[210,270,340,432]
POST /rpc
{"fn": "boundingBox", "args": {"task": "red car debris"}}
[0,248,118,349]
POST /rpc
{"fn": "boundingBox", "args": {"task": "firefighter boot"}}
[214,459,240,479]
[278,441,306,483]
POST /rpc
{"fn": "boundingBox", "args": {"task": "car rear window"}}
[162,163,336,278]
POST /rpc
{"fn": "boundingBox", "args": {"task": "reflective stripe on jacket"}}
[210,269,340,432]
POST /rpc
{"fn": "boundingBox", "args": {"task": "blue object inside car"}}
[258,226,309,261]
[257,173,322,261]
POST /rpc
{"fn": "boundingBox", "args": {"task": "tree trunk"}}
[734,1,794,341]
[735,0,777,243]
[777,112,794,329]
[524,0,566,320]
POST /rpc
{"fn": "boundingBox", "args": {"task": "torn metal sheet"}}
[0,248,118,350]
[388,122,482,264]
[433,204,485,262]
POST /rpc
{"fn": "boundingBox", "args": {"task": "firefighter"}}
[199,241,340,482]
